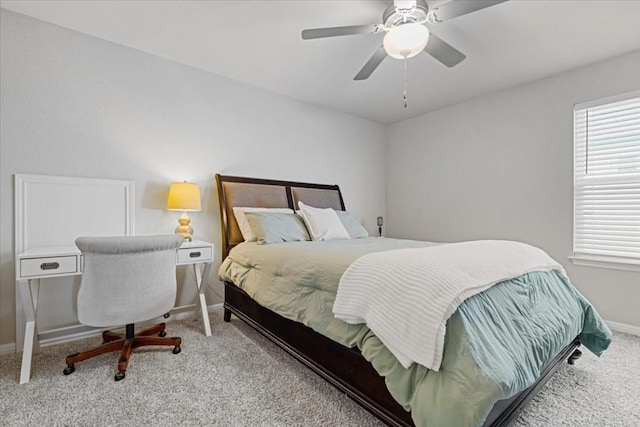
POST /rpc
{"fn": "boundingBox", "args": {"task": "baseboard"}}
[208,303,223,312]
[4,308,634,354]
[4,303,224,354]
[0,342,16,356]
[605,319,640,336]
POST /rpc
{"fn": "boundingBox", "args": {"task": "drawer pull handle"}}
[40,262,60,270]
[189,251,201,258]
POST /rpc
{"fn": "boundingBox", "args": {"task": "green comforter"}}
[219,238,611,427]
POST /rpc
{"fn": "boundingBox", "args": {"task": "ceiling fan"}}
[302,0,509,81]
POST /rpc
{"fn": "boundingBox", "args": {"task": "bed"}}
[215,173,610,427]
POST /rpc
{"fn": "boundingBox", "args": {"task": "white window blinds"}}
[573,91,640,267]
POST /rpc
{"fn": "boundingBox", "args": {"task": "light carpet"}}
[1,310,638,426]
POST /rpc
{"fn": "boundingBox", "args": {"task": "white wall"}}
[0,9,387,346]
[3,7,637,350]
[387,50,640,328]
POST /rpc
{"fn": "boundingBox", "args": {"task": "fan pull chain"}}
[403,57,408,108]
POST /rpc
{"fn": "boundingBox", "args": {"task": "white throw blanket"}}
[332,240,566,371]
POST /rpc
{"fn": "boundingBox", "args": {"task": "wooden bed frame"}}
[215,173,582,427]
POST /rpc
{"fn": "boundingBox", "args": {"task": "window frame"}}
[570,90,640,273]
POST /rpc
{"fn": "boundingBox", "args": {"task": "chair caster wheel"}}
[63,365,75,375]
[163,313,170,319]
[158,330,166,337]
[173,346,181,354]
[115,371,126,381]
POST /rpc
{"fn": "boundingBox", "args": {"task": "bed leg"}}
[567,348,582,365]
[223,308,232,322]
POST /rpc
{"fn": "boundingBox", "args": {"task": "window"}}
[571,91,640,271]
[571,90,640,271]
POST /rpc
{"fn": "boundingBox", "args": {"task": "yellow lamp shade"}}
[167,182,201,211]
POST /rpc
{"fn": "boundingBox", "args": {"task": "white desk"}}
[16,240,214,384]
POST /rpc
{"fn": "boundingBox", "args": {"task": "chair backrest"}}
[75,235,184,327]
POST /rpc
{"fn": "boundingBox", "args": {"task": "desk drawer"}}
[20,256,78,278]
[177,246,213,264]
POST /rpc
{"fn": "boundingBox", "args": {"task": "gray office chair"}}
[63,235,185,381]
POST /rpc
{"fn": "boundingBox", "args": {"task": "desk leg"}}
[19,279,40,384]
[193,263,212,337]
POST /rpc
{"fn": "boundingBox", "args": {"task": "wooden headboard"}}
[215,174,346,258]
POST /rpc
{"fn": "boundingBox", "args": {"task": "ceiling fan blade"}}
[354,46,387,81]
[432,0,508,22]
[424,33,466,67]
[302,24,381,40]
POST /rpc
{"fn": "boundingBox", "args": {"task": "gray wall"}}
[0,10,387,346]
[386,50,640,328]
[2,7,638,349]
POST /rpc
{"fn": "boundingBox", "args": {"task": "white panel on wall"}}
[15,174,134,252]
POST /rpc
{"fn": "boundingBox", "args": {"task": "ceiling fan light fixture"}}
[383,23,429,59]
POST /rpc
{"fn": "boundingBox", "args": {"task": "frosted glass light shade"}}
[383,23,430,59]
[167,182,201,211]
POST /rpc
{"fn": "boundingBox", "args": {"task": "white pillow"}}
[298,201,351,241]
[233,207,293,241]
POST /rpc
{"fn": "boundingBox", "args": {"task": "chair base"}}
[63,322,181,381]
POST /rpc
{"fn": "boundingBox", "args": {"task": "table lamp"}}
[167,181,201,241]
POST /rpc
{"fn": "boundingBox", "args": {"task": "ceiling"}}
[2,0,640,125]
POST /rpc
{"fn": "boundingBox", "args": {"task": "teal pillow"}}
[244,212,311,244]
[335,211,369,239]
